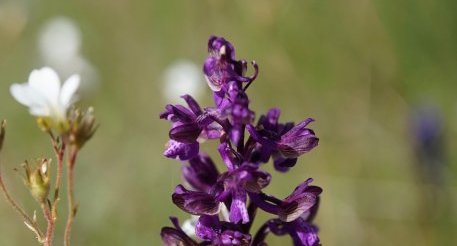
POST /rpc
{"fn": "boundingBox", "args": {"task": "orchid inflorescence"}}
[160,36,322,246]
[0,67,97,246]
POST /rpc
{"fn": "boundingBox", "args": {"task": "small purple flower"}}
[203,36,257,92]
[196,215,251,245]
[247,114,319,171]
[161,94,222,160]
[278,118,319,158]
[278,178,322,222]
[220,164,271,224]
[249,178,321,222]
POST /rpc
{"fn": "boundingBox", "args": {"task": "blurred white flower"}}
[38,17,81,64]
[38,16,98,93]
[162,60,205,102]
[10,67,80,129]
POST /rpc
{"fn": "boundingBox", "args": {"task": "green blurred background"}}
[1,0,456,245]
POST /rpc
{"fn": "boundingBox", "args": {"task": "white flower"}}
[10,67,80,129]
[38,17,99,95]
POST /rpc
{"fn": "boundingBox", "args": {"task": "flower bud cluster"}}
[22,159,51,203]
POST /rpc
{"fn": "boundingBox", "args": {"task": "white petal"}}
[29,105,51,117]
[60,74,80,107]
[10,83,34,106]
[10,83,48,108]
[28,67,61,105]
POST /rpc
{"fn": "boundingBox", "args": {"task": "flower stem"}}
[64,147,78,246]
[51,139,65,220]
[41,202,54,246]
[251,220,270,246]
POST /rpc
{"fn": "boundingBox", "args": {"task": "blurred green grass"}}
[1,0,456,245]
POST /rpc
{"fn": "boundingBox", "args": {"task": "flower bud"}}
[23,159,51,203]
[69,107,97,149]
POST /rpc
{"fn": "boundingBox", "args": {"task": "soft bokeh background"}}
[1,0,456,245]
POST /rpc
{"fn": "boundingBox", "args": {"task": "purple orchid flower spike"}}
[160,36,323,246]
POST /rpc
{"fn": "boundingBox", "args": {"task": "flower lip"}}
[163,140,199,161]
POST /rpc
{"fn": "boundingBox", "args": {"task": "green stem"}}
[64,147,78,246]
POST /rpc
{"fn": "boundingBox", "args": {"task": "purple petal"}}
[237,165,271,192]
[160,104,195,123]
[279,179,322,222]
[246,124,276,149]
[218,142,241,171]
[160,227,198,246]
[195,215,219,241]
[220,230,251,246]
[278,118,319,158]
[259,108,281,131]
[163,140,199,161]
[291,219,320,246]
[229,188,249,224]
[181,94,203,116]
[208,36,236,60]
[169,123,202,143]
[172,185,220,216]
[183,154,219,192]
[272,152,297,172]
